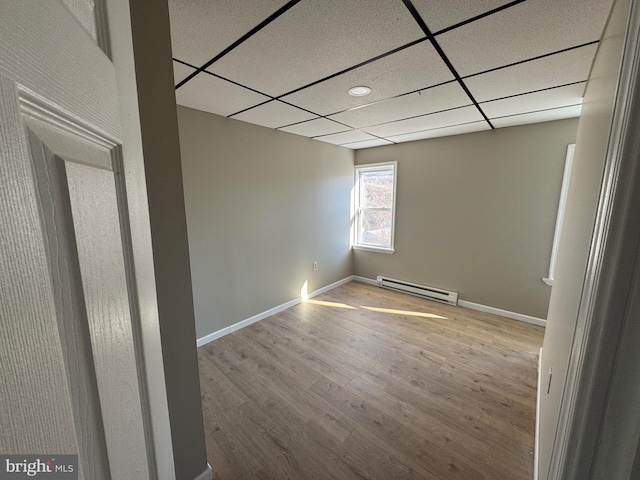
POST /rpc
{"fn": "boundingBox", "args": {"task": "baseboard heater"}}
[376,276,458,306]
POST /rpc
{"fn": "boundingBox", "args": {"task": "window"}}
[353,162,397,253]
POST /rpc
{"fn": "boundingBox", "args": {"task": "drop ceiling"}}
[168,0,613,150]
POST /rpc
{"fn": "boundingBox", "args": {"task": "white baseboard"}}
[196,326,232,347]
[353,275,378,286]
[194,463,212,480]
[196,276,354,347]
[458,300,547,327]
[310,275,355,297]
[534,348,542,480]
[353,276,546,328]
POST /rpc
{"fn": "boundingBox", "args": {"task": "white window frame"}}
[353,161,397,254]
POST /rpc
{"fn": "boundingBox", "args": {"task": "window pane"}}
[359,210,392,247]
[361,170,393,208]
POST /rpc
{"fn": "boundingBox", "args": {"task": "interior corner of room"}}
[174,0,640,476]
[178,107,578,341]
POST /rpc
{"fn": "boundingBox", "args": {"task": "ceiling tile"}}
[168,0,610,141]
[207,0,425,96]
[175,72,270,117]
[168,0,289,66]
[329,81,471,128]
[481,83,585,118]
[465,44,596,102]
[342,138,394,150]
[386,121,490,143]
[492,105,582,128]
[279,118,349,137]
[412,0,514,33]
[173,60,197,85]
[437,0,613,76]
[232,100,317,129]
[315,130,378,145]
[362,106,484,137]
[280,41,454,116]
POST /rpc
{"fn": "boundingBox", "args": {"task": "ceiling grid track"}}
[432,0,527,35]
[174,0,538,126]
[401,0,495,129]
[462,40,600,80]
[175,0,302,90]
[169,0,611,147]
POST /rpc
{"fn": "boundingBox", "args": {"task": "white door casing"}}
[0,2,174,479]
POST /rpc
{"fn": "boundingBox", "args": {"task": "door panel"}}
[28,128,112,480]
[65,156,149,479]
[61,0,99,41]
[0,1,160,478]
[0,74,79,457]
[0,2,120,139]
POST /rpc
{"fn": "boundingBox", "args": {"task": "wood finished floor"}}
[198,281,544,480]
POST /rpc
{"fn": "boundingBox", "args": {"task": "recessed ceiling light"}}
[348,86,371,96]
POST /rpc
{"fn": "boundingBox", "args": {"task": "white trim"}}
[534,347,543,480]
[308,275,354,297]
[193,463,212,480]
[353,245,395,254]
[196,276,354,347]
[195,326,232,347]
[353,276,547,327]
[458,300,547,327]
[227,297,300,335]
[543,144,575,286]
[353,275,378,286]
[548,1,640,476]
[353,161,397,252]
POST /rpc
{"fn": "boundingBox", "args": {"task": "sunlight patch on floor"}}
[306,299,358,309]
[360,306,447,319]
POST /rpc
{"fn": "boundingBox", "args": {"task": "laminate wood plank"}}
[242,318,358,386]
[331,301,522,367]
[370,357,536,435]
[291,299,454,373]
[326,282,543,348]
[242,398,363,479]
[322,285,541,397]
[203,406,299,480]
[373,343,539,406]
[199,281,544,479]
[197,350,249,412]
[309,377,487,479]
[275,306,406,367]
[267,312,388,374]
[346,371,533,478]
[313,304,536,405]
[233,327,324,389]
[203,334,357,431]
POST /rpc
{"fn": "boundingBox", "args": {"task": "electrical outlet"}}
[313,261,318,271]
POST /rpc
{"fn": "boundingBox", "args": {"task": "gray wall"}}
[354,119,579,319]
[633,443,640,480]
[538,0,630,478]
[177,106,354,338]
[114,2,208,479]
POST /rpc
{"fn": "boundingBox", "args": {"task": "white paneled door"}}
[0,2,169,479]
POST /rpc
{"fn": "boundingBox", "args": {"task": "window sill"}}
[353,245,395,254]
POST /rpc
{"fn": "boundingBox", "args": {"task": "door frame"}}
[548,0,640,477]
[108,1,210,478]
